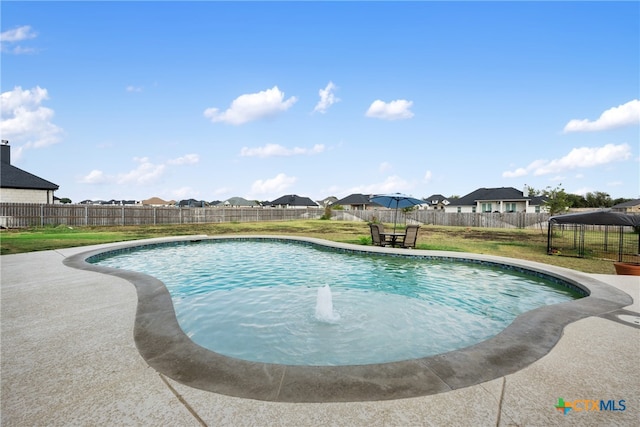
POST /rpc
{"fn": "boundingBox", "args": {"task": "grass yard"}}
[0,220,616,274]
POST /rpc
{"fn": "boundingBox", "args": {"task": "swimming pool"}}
[65,235,631,402]
[91,239,582,366]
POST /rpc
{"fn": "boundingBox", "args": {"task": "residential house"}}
[318,196,338,207]
[611,199,640,214]
[269,194,319,208]
[217,197,261,207]
[423,194,451,211]
[176,199,209,207]
[142,197,176,206]
[333,193,382,210]
[445,187,548,213]
[0,141,59,203]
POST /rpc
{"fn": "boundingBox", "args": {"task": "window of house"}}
[472,206,476,213]
[457,207,461,213]
[535,206,541,213]
[481,203,492,212]
[505,202,516,212]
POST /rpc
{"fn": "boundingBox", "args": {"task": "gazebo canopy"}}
[549,210,640,227]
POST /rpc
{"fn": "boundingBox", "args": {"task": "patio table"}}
[380,232,405,248]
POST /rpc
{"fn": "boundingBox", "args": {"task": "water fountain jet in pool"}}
[315,284,340,323]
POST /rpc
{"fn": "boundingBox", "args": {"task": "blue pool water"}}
[93,239,582,366]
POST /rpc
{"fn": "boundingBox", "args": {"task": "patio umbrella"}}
[370,193,425,232]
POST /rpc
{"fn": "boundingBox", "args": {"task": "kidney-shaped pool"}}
[90,239,582,366]
[65,235,631,402]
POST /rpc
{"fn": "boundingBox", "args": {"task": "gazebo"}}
[547,210,640,265]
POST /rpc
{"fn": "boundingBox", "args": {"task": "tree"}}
[59,198,72,204]
[542,184,570,215]
[612,197,633,206]
[584,191,612,208]
[566,193,587,208]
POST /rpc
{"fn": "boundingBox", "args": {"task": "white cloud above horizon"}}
[240,143,325,158]
[563,99,640,132]
[347,175,412,195]
[170,186,199,199]
[248,173,297,199]
[502,143,632,178]
[203,86,297,125]
[167,153,200,165]
[313,81,340,114]
[0,86,64,159]
[365,99,414,120]
[0,25,37,54]
[79,154,199,186]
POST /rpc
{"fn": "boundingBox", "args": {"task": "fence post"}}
[40,204,44,227]
[618,226,624,262]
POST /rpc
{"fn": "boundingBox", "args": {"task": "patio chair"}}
[400,225,420,249]
[369,223,389,247]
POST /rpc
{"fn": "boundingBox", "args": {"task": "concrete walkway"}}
[1,239,638,426]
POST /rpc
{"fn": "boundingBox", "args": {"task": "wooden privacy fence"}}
[0,204,325,227]
[333,209,550,229]
[1,203,549,229]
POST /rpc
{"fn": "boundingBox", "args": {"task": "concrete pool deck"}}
[1,237,639,426]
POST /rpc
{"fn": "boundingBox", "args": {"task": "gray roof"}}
[449,187,528,206]
[612,198,640,208]
[334,193,382,207]
[269,194,319,207]
[424,194,450,205]
[219,197,260,207]
[1,162,59,191]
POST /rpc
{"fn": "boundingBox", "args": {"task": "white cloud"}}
[79,170,107,184]
[0,86,63,153]
[126,85,143,93]
[423,170,433,183]
[378,162,392,173]
[0,25,37,54]
[563,99,640,132]
[116,157,166,185]
[313,81,340,114]
[348,175,411,195]
[203,86,297,125]
[240,143,325,157]
[365,99,414,120]
[79,154,198,186]
[572,186,598,197]
[0,25,37,42]
[167,153,200,165]
[249,173,297,196]
[170,187,198,199]
[502,143,632,178]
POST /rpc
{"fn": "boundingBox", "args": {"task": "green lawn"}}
[0,220,616,274]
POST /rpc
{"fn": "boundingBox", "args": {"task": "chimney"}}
[1,140,9,164]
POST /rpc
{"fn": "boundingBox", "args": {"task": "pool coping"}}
[63,235,633,403]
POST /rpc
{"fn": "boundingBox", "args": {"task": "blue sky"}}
[1,1,638,203]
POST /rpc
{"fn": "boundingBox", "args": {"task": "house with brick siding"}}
[0,141,58,204]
